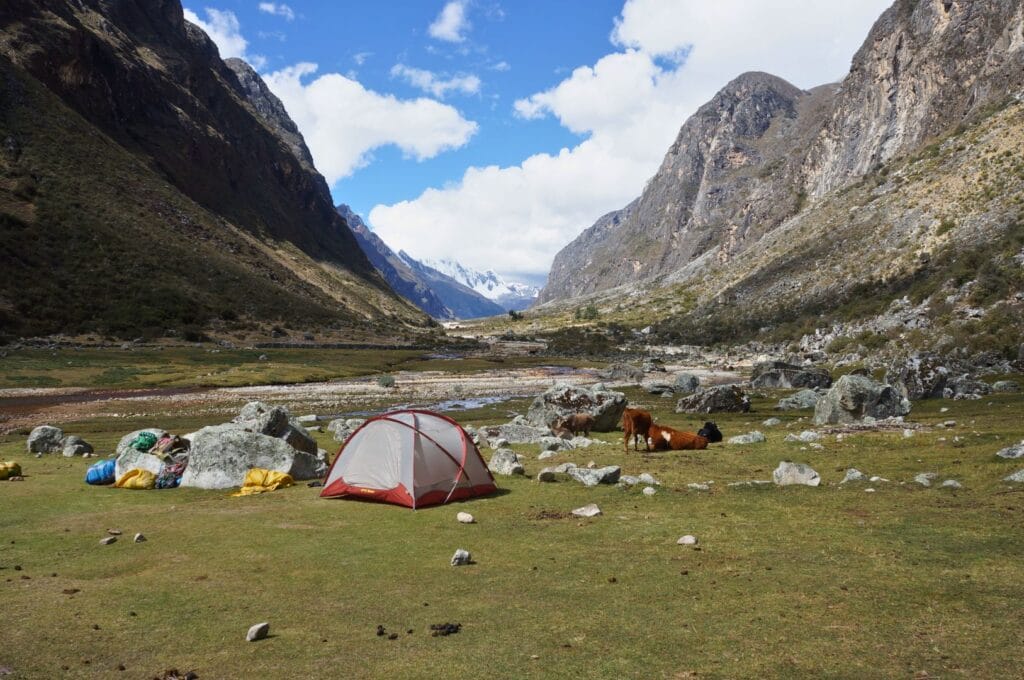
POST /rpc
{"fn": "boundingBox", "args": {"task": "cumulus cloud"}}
[263,63,478,183]
[258,2,295,21]
[369,0,891,279]
[184,7,266,69]
[390,64,481,98]
[429,1,471,43]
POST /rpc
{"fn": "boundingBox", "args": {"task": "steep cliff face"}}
[540,72,827,302]
[804,0,1024,197]
[540,0,1024,305]
[0,0,426,339]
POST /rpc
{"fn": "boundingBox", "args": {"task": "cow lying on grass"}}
[646,421,723,451]
[622,408,653,452]
[554,413,594,437]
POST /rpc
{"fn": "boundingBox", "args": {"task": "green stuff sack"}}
[0,461,21,480]
[130,432,159,452]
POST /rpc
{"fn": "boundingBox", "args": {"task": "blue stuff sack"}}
[85,459,117,485]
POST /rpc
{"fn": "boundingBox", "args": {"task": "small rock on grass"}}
[246,622,269,642]
[840,469,866,484]
[450,549,472,566]
[677,535,698,546]
[571,504,601,518]
[914,472,937,487]
[940,479,962,489]
[99,536,117,545]
[133,533,146,543]
[107,529,122,536]
[456,512,475,524]
[1002,469,1024,483]
[642,486,657,497]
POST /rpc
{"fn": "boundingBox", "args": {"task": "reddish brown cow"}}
[646,423,710,451]
[554,413,594,437]
[622,408,652,452]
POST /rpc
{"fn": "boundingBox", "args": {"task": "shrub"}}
[377,374,396,388]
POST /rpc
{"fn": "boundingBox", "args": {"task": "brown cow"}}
[646,423,710,451]
[554,413,594,437]
[622,408,652,452]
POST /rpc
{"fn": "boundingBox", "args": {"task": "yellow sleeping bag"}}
[114,468,156,490]
[0,461,21,480]
[232,468,294,497]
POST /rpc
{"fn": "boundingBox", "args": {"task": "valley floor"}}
[1,350,1022,678]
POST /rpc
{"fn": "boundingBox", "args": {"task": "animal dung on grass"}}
[451,549,472,566]
[571,504,602,518]
[246,622,270,642]
[772,462,821,487]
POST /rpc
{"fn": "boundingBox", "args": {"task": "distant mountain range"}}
[341,205,536,319]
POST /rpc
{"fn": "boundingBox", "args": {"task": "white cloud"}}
[369,0,892,280]
[184,7,266,69]
[390,64,481,98]
[258,2,295,21]
[353,51,373,66]
[491,61,511,72]
[428,1,470,43]
[263,63,478,183]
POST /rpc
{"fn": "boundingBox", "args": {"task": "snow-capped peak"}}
[420,257,539,302]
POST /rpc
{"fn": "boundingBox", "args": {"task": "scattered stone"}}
[726,480,772,488]
[567,465,620,487]
[1002,470,1024,483]
[751,361,831,389]
[995,441,1024,459]
[775,388,825,411]
[727,431,766,445]
[537,450,557,461]
[538,436,571,453]
[258,354,269,361]
[599,363,645,384]
[134,533,146,543]
[456,512,475,524]
[677,535,698,546]
[27,425,65,454]
[813,375,911,425]
[772,462,821,487]
[914,472,938,487]
[784,431,821,443]
[947,376,992,399]
[536,468,557,483]
[864,488,876,493]
[673,373,700,394]
[246,622,269,642]
[526,383,627,432]
[762,417,782,427]
[107,529,122,536]
[991,380,1021,393]
[840,469,867,484]
[552,462,578,474]
[638,473,659,486]
[903,429,914,438]
[450,549,472,566]
[642,486,657,497]
[687,483,710,491]
[676,384,751,414]
[940,479,962,489]
[99,536,117,545]
[942,420,957,428]
[884,353,950,400]
[61,435,93,458]
[571,504,602,518]
[869,476,889,483]
[488,449,525,476]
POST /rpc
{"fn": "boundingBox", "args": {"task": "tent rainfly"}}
[320,410,497,508]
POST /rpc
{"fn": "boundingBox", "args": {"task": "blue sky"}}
[184,0,892,283]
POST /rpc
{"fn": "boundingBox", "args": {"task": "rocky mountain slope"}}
[397,253,506,319]
[538,0,1024,335]
[0,0,426,341]
[421,258,540,311]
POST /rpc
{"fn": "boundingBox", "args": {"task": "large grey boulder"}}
[598,363,645,384]
[61,435,93,458]
[568,465,621,487]
[676,384,750,414]
[776,388,824,411]
[751,361,831,389]
[813,375,911,425]
[27,425,64,454]
[328,418,366,443]
[233,401,317,454]
[996,441,1024,459]
[885,353,949,400]
[673,373,700,394]
[947,376,992,399]
[488,449,525,476]
[114,428,168,480]
[180,424,325,489]
[480,422,552,444]
[526,383,626,432]
[992,380,1021,393]
[773,462,821,487]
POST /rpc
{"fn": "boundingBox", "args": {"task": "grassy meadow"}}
[1,365,1023,678]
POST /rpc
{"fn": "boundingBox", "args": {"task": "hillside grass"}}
[2,386,1023,678]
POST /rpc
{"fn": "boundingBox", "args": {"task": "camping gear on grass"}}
[155,456,188,489]
[231,468,294,496]
[321,410,496,508]
[114,468,156,490]
[152,435,189,459]
[85,459,117,485]
[0,461,21,480]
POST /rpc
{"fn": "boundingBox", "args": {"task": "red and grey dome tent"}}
[320,410,497,508]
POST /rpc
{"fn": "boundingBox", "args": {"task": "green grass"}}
[2,386,1023,678]
[0,347,599,390]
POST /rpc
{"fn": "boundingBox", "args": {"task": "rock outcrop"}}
[750,361,831,390]
[813,375,911,425]
[180,425,324,489]
[676,385,751,414]
[526,384,627,432]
